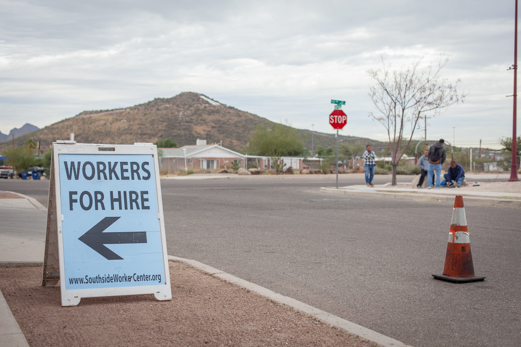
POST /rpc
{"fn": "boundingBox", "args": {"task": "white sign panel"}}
[53,143,171,306]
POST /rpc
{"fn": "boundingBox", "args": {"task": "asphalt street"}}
[2,175,520,347]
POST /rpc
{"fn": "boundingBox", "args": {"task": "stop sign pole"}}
[330,100,347,189]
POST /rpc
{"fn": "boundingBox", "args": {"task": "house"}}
[483,162,502,172]
[160,139,305,172]
[160,139,247,171]
[375,155,416,166]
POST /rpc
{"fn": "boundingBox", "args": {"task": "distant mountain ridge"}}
[0,93,384,153]
[0,123,39,142]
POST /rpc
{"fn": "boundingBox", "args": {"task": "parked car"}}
[0,169,11,179]
[28,166,44,174]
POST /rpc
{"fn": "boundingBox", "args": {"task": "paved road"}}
[2,176,520,347]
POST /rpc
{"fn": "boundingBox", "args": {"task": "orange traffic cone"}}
[432,195,485,283]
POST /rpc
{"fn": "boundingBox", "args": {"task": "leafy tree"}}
[155,138,177,148]
[340,142,365,168]
[498,136,521,170]
[316,146,333,157]
[1,146,34,172]
[25,138,37,150]
[32,150,52,168]
[248,123,304,172]
[367,55,465,185]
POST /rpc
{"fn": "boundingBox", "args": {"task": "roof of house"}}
[160,145,245,159]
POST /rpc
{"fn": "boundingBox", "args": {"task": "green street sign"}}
[331,99,346,110]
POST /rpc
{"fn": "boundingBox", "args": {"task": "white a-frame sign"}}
[42,142,172,306]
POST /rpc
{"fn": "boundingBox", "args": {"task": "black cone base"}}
[432,274,485,283]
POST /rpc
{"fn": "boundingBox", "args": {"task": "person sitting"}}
[441,160,465,187]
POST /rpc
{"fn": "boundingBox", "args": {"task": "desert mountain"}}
[0,123,39,142]
[1,92,382,153]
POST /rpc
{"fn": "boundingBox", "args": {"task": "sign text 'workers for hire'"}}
[55,144,171,305]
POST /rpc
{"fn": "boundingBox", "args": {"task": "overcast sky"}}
[0,0,517,148]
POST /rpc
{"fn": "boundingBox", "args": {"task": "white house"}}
[160,139,305,171]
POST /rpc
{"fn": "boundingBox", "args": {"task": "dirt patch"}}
[0,262,374,347]
[0,192,23,199]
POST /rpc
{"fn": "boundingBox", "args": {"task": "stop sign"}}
[329,109,347,130]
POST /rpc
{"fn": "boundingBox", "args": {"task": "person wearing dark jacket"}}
[427,139,447,189]
[442,160,465,187]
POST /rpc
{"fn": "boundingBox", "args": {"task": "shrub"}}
[231,160,241,171]
[395,165,421,175]
[374,167,390,175]
[320,161,331,174]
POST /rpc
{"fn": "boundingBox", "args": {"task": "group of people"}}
[417,139,465,189]
[362,139,465,189]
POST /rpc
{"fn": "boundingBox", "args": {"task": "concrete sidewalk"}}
[0,191,410,347]
[321,174,521,208]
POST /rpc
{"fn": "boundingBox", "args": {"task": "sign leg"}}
[42,154,60,286]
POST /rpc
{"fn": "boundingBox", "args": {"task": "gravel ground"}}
[0,262,376,347]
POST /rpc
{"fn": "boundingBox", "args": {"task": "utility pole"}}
[453,127,455,148]
[479,139,482,158]
[121,119,127,144]
[311,124,314,156]
[510,0,520,181]
[424,115,429,152]
[470,147,473,172]
[106,122,111,144]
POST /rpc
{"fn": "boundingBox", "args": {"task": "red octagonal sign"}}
[329,109,347,130]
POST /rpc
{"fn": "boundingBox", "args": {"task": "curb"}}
[0,291,29,347]
[3,191,47,212]
[319,188,521,209]
[0,262,43,268]
[169,255,411,347]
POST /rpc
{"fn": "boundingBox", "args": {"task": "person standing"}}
[363,145,376,187]
[441,160,465,187]
[417,149,434,188]
[427,139,447,189]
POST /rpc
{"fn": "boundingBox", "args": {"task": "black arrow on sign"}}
[78,217,147,260]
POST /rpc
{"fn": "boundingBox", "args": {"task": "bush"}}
[231,160,241,171]
[374,167,390,175]
[395,165,421,175]
[320,161,331,174]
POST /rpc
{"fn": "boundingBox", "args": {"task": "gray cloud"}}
[0,0,516,148]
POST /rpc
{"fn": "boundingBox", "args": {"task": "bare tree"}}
[367,55,465,185]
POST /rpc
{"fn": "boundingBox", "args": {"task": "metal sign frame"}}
[42,142,172,306]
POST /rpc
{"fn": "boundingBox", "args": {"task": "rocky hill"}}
[0,123,39,142]
[0,92,383,153]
